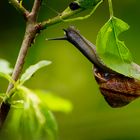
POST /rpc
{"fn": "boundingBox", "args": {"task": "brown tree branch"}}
[7,0,43,89]
[6,23,38,93]
[30,0,42,21]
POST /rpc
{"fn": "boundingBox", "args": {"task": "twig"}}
[30,0,42,21]
[40,8,82,29]
[6,23,38,93]
[7,0,43,92]
[9,0,29,17]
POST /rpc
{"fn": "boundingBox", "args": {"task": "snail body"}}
[48,26,140,108]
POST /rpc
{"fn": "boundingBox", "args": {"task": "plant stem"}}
[108,0,113,18]
[40,8,82,29]
[31,0,42,21]
[40,0,103,29]
[7,23,38,93]
[7,0,43,94]
[9,0,29,17]
[0,23,39,128]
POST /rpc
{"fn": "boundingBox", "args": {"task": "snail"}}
[47,26,140,108]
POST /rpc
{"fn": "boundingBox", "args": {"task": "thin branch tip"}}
[30,0,43,21]
[9,0,29,16]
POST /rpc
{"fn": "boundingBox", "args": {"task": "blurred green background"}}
[1,0,140,140]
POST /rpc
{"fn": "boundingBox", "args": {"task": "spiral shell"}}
[94,66,140,108]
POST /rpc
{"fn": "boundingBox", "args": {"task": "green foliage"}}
[0,59,13,74]
[20,60,51,85]
[0,59,15,85]
[0,93,6,101]
[61,0,103,22]
[75,0,102,8]
[19,0,23,7]
[1,1,140,140]
[35,90,73,113]
[0,72,15,84]
[1,86,57,140]
[0,59,73,140]
[96,16,140,79]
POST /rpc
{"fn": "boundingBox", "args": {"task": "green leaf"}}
[61,0,102,22]
[10,100,24,108]
[96,16,140,79]
[19,0,23,7]
[20,60,51,85]
[1,86,57,140]
[75,0,102,8]
[0,59,14,83]
[34,90,73,113]
[0,72,15,84]
[0,93,6,101]
[0,59,13,74]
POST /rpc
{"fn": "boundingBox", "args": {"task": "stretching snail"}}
[47,26,140,108]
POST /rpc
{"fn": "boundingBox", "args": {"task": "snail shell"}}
[94,66,140,107]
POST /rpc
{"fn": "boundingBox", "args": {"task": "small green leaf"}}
[20,60,51,85]
[0,72,15,84]
[11,100,24,108]
[75,0,102,8]
[61,0,102,22]
[19,0,23,7]
[0,93,6,101]
[0,59,13,74]
[96,16,140,79]
[35,90,73,113]
[0,59,14,84]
